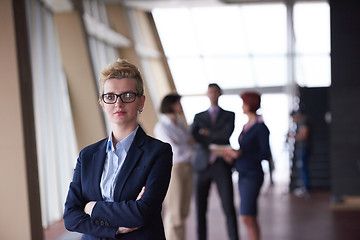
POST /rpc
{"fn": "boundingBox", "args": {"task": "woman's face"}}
[172,100,183,114]
[242,102,250,114]
[101,78,145,127]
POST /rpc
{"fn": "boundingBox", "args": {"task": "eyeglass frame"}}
[102,92,140,104]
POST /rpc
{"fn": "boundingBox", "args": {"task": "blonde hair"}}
[98,58,144,102]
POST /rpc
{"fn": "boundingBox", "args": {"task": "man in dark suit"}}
[191,83,239,240]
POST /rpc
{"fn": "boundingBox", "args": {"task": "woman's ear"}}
[139,95,146,110]
[99,98,105,110]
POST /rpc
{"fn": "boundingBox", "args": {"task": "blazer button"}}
[100,220,105,226]
[105,222,109,226]
[95,220,100,225]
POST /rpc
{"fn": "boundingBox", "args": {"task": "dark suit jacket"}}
[191,108,235,171]
[235,121,270,173]
[63,126,173,240]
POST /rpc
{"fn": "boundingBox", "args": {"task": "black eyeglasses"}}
[102,92,139,104]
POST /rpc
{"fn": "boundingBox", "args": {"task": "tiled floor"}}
[45,175,360,240]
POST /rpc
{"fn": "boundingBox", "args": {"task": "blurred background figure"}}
[224,91,271,240]
[191,83,239,240]
[289,110,311,197]
[154,93,194,240]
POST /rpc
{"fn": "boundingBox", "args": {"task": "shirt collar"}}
[106,125,139,153]
[208,106,220,114]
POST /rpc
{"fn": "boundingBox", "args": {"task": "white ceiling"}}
[118,0,282,11]
[47,0,321,13]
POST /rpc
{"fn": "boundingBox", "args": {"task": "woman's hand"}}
[137,186,145,200]
[223,148,242,164]
[117,226,139,234]
[199,128,210,136]
[84,201,96,215]
[116,186,145,235]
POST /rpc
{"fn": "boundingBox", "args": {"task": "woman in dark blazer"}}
[63,59,173,240]
[224,92,271,240]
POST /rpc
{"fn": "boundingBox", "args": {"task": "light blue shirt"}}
[100,126,139,202]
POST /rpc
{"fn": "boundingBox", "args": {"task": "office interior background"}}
[1,0,360,239]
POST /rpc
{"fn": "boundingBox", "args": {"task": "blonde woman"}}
[63,59,173,240]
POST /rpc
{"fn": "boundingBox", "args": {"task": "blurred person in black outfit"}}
[191,83,239,240]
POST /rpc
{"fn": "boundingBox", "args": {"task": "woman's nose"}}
[114,98,124,107]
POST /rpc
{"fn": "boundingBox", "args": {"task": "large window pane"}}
[296,55,331,87]
[294,2,330,86]
[241,4,287,55]
[153,8,199,56]
[294,2,330,54]
[253,57,287,86]
[28,0,78,227]
[191,6,249,56]
[153,4,287,92]
[203,57,254,89]
[167,57,208,94]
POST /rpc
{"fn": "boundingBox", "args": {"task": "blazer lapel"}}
[113,127,146,200]
[203,110,212,126]
[209,108,223,127]
[92,139,107,200]
[214,108,225,125]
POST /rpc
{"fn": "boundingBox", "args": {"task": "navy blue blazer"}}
[235,121,270,173]
[63,126,173,240]
[191,108,235,171]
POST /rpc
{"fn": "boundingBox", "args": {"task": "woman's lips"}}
[114,111,125,116]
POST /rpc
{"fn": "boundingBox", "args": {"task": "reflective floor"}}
[45,175,360,240]
[185,179,360,240]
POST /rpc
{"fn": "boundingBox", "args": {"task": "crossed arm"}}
[84,186,146,234]
[63,143,172,238]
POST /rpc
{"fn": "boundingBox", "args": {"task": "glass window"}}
[203,57,255,89]
[294,2,331,87]
[191,6,250,56]
[296,55,331,87]
[27,0,78,227]
[153,3,288,93]
[152,8,199,57]
[239,4,287,55]
[252,56,287,86]
[294,2,330,54]
[167,57,208,95]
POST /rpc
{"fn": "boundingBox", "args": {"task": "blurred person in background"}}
[224,91,271,240]
[191,83,239,240]
[63,59,173,240]
[154,93,194,240]
[289,110,311,196]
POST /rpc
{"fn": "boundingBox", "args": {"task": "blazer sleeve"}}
[191,112,208,145]
[256,124,271,161]
[191,110,235,146]
[90,143,173,229]
[63,151,118,238]
[243,123,271,162]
